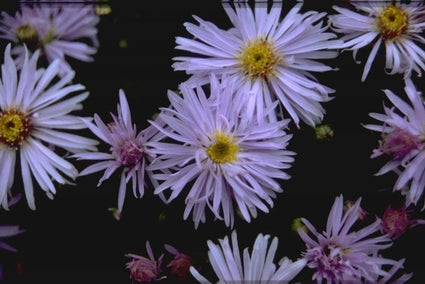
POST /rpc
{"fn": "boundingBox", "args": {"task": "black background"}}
[0,1,424,283]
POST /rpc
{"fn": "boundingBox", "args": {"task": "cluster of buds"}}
[125,242,194,282]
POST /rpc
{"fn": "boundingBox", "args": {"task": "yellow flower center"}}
[16,24,39,50]
[0,109,31,148]
[238,38,280,79]
[206,132,238,164]
[377,6,408,40]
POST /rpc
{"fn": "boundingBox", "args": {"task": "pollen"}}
[0,109,31,148]
[377,6,408,40]
[206,132,238,164]
[238,38,281,79]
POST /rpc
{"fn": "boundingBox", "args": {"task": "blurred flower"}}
[0,1,99,77]
[172,2,342,127]
[125,241,165,283]
[329,1,425,81]
[0,193,24,254]
[364,257,413,284]
[147,75,294,228]
[298,194,396,283]
[363,79,425,208]
[72,90,164,213]
[164,244,192,281]
[0,225,25,253]
[190,230,306,283]
[0,44,97,209]
[380,204,425,240]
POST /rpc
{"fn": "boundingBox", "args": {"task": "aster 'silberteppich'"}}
[298,194,401,283]
[172,2,343,127]
[0,44,98,209]
[0,2,99,77]
[364,79,425,210]
[147,75,294,228]
[72,90,164,214]
[329,1,425,81]
[190,230,306,283]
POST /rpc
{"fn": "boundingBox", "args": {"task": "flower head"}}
[173,2,342,127]
[0,2,99,77]
[190,231,306,283]
[0,43,97,209]
[363,79,425,208]
[72,90,164,213]
[380,204,425,239]
[364,257,413,284]
[329,1,425,81]
[147,75,295,228]
[298,194,396,283]
[164,244,193,281]
[126,241,165,283]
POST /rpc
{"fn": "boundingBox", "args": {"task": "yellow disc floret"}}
[238,38,281,79]
[16,24,39,50]
[0,109,31,148]
[206,132,238,164]
[377,6,408,40]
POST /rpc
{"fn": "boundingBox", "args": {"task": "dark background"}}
[0,1,424,283]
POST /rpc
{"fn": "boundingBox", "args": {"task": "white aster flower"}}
[363,78,425,209]
[329,0,425,81]
[147,74,295,228]
[0,2,99,77]
[190,230,306,283]
[173,2,343,127]
[0,43,98,209]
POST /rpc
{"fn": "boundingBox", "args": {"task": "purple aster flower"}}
[164,244,193,281]
[125,241,166,283]
[0,43,98,210]
[72,90,164,214]
[380,204,425,240]
[329,1,425,81]
[147,74,295,228]
[0,1,99,77]
[364,257,413,284]
[190,230,306,283]
[0,224,25,253]
[298,194,397,283]
[172,2,343,127]
[363,79,425,209]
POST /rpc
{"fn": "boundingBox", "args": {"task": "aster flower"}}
[125,241,165,283]
[172,2,342,127]
[0,224,25,253]
[298,194,397,283]
[380,204,425,240]
[190,230,306,283]
[329,1,425,81]
[72,90,164,213]
[363,79,425,209]
[147,74,295,228]
[364,257,413,284]
[0,194,24,253]
[164,244,193,281]
[0,43,98,210]
[0,1,99,77]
